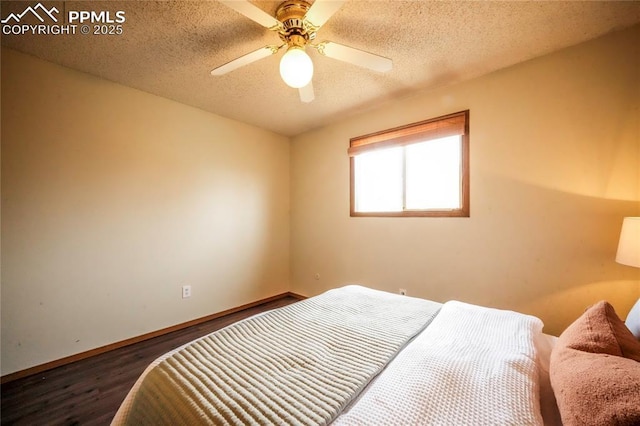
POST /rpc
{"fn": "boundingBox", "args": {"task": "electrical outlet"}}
[399,288,407,296]
[182,285,191,299]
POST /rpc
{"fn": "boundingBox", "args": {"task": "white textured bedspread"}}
[112,286,441,425]
[333,300,544,426]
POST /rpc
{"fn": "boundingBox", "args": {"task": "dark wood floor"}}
[1,296,300,425]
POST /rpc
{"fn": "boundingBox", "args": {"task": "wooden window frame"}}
[349,110,470,218]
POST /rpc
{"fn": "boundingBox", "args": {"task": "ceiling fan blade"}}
[304,0,345,29]
[299,81,315,103]
[218,0,282,30]
[211,46,280,76]
[315,41,392,73]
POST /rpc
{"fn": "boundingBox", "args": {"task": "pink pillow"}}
[550,301,640,426]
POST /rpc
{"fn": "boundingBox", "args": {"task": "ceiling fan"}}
[211,0,393,103]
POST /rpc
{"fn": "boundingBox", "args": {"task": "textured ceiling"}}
[2,1,639,136]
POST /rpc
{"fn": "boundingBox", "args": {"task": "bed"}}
[112,285,640,425]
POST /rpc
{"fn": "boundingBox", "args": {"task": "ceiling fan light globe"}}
[280,47,314,88]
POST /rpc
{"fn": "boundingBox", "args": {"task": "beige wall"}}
[290,25,640,336]
[1,48,290,375]
[2,25,639,377]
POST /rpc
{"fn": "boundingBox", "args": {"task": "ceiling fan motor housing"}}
[276,0,316,48]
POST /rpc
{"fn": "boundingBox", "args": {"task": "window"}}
[349,110,469,217]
